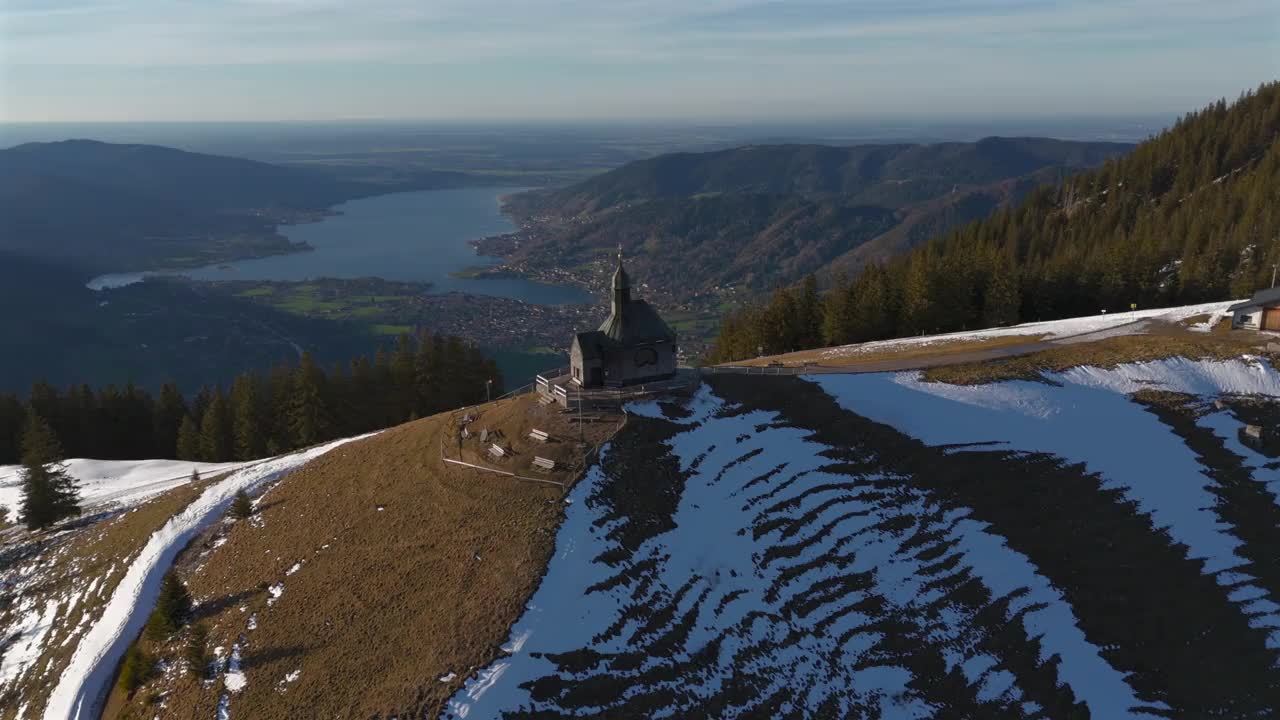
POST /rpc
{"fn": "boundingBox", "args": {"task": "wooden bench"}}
[528,428,550,443]
[531,456,555,472]
[488,443,506,459]
[538,394,556,406]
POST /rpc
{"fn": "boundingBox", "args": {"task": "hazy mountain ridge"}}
[0,140,373,274]
[488,137,1132,308]
[507,137,1132,217]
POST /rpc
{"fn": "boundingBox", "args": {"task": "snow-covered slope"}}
[814,299,1237,361]
[447,357,1280,718]
[41,435,372,720]
[0,458,248,523]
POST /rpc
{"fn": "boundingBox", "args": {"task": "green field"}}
[234,283,419,319]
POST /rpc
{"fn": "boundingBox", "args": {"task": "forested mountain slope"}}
[507,137,1128,216]
[713,82,1280,362]
[486,138,1130,307]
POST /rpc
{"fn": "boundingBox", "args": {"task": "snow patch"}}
[814,361,1280,649]
[814,300,1239,362]
[0,459,248,523]
[0,597,61,689]
[276,669,300,692]
[1059,356,1280,397]
[223,643,246,692]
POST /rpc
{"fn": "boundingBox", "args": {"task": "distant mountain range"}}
[710,82,1280,361]
[491,137,1133,305]
[0,140,492,276]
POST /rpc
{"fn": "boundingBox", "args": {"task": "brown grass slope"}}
[116,393,620,719]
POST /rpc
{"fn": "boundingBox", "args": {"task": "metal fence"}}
[702,364,811,376]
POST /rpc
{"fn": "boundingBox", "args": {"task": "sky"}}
[0,0,1276,123]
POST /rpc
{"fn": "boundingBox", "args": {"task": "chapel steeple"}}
[611,246,631,317]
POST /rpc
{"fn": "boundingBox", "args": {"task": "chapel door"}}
[1263,308,1280,332]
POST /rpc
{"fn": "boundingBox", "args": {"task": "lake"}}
[88,187,590,305]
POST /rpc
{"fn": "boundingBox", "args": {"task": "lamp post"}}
[486,378,492,403]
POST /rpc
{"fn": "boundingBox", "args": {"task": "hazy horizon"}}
[1,0,1276,124]
[0,115,1171,159]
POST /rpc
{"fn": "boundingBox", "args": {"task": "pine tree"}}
[796,274,823,349]
[184,623,210,679]
[821,272,853,346]
[153,383,187,458]
[118,644,152,694]
[230,374,265,461]
[19,414,80,531]
[897,252,933,335]
[175,415,201,461]
[229,490,253,520]
[266,360,295,454]
[982,256,1022,327]
[373,346,396,427]
[391,334,416,421]
[145,573,192,641]
[199,390,232,462]
[120,382,155,459]
[290,353,329,447]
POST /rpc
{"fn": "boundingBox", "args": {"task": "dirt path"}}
[712,320,1153,376]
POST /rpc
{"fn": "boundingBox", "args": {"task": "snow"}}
[446,386,1145,718]
[944,512,1144,712]
[267,582,284,606]
[41,434,374,720]
[285,562,302,576]
[0,598,61,689]
[0,459,247,523]
[813,357,1280,648]
[1059,356,1280,397]
[813,300,1237,361]
[223,643,246,692]
[276,669,300,692]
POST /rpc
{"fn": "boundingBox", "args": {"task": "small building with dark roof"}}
[1229,287,1280,332]
[571,254,678,388]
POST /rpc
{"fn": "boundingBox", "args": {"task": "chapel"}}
[570,253,677,388]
